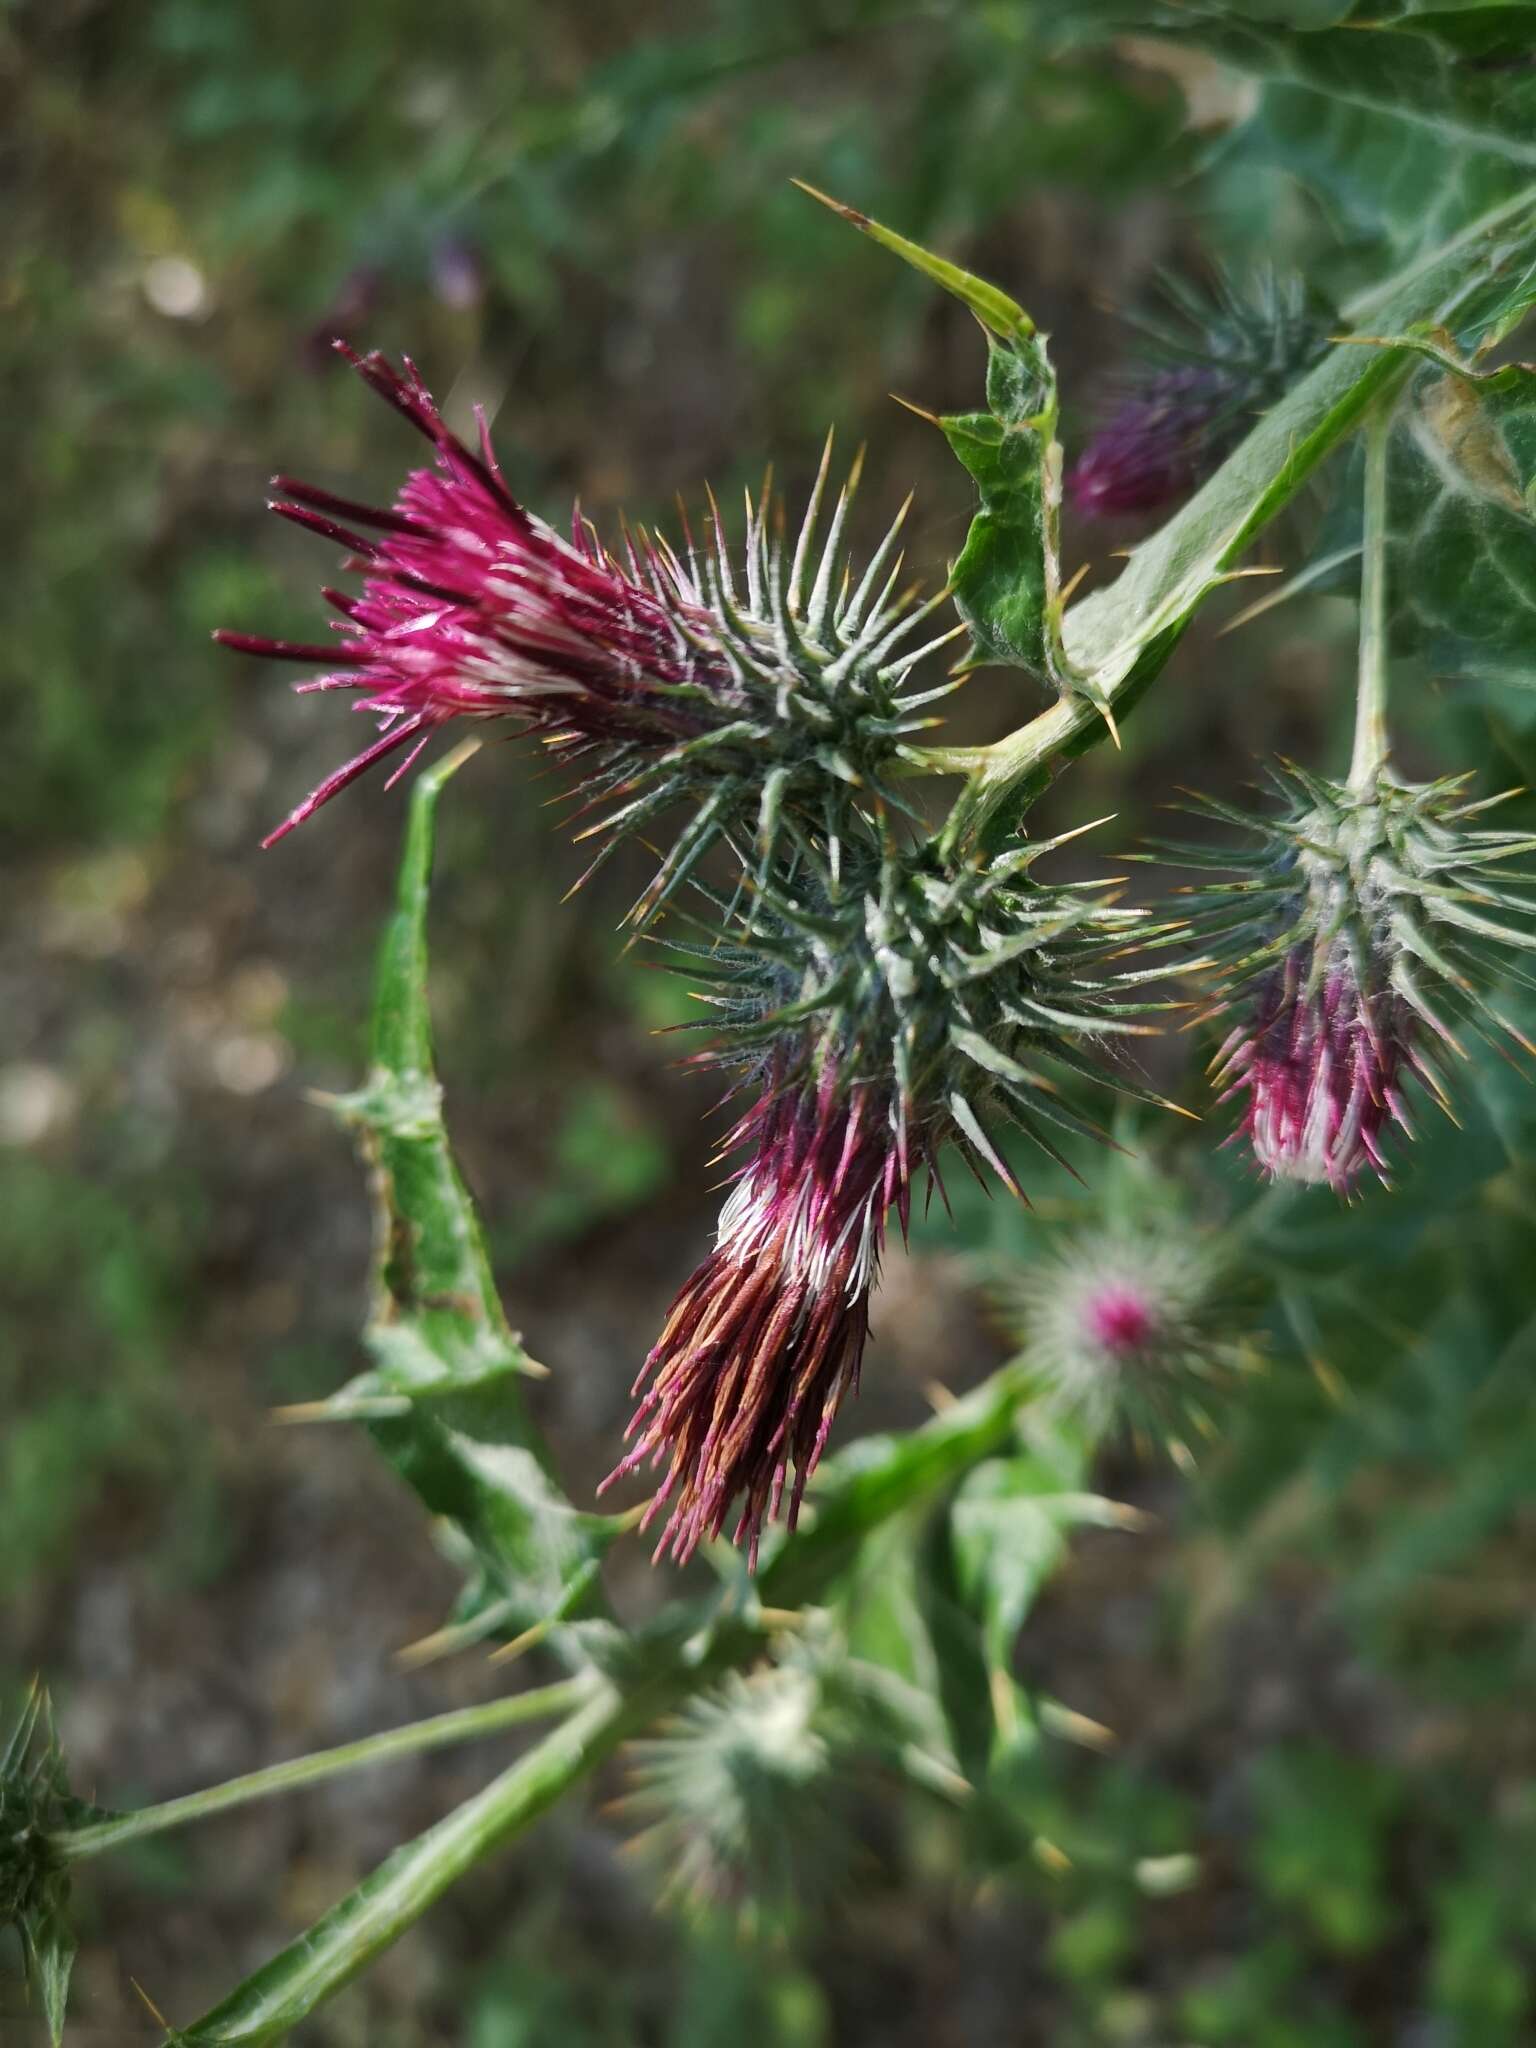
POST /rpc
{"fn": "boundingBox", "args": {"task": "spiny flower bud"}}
[1171,764,1536,1190]
[623,1664,842,1921]
[604,828,1178,1564]
[1004,1223,1253,1456]
[217,347,959,915]
[622,1623,927,1920]
[1069,272,1329,520]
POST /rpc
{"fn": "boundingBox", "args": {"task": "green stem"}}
[1349,400,1395,792]
[50,1677,593,1863]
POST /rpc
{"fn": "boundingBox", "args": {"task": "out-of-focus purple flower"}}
[1068,365,1238,520]
[601,1071,902,1568]
[1082,1279,1157,1357]
[430,234,487,312]
[1007,1222,1253,1452]
[1214,950,1412,1190]
[1069,273,1330,521]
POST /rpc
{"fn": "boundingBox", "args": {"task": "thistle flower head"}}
[217,347,960,910]
[1069,271,1329,520]
[622,1623,924,1922]
[605,826,1177,1564]
[1004,1223,1251,1453]
[623,1663,845,1921]
[1171,764,1536,1190]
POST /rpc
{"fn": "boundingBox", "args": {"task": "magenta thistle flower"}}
[602,1073,901,1568]
[1170,764,1536,1192]
[1068,272,1328,521]
[218,346,958,906]
[1069,365,1240,520]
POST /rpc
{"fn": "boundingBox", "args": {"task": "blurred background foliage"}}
[5,0,1536,2042]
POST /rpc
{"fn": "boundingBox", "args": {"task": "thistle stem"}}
[48,1677,594,1863]
[1348,400,1394,792]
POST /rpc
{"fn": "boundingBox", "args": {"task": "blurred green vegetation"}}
[6,1,1536,2043]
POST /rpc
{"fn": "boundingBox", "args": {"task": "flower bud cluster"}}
[1170,764,1536,1189]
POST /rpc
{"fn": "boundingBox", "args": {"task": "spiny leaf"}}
[796,184,1111,722]
[303,741,622,1653]
[792,179,1035,343]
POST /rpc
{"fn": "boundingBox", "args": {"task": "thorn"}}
[790,175,871,231]
[890,391,943,427]
[131,1980,173,2030]
[1058,560,1091,607]
[270,1393,415,1422]
[488,1615,555,1666]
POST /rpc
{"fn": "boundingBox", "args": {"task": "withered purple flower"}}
[218,347,958,911]
[603,828,1176,1564]
[604,1070,901,1567]
[1171,764,1536,1192]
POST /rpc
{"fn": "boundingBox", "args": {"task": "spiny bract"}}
[1168,763,1536,1189]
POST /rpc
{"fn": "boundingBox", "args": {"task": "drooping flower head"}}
[603,828,1178,1564]
[1069,271,1330,521]
[1171,764,1536,1190]
[1004,1222,1254,1456]
[218,346,959,914]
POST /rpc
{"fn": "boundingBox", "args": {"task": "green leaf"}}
[800,187,1123,732]
[1097,2,1536,220]
[300,742,621,1651]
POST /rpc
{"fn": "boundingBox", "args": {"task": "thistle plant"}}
[24,16,1536,2038]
